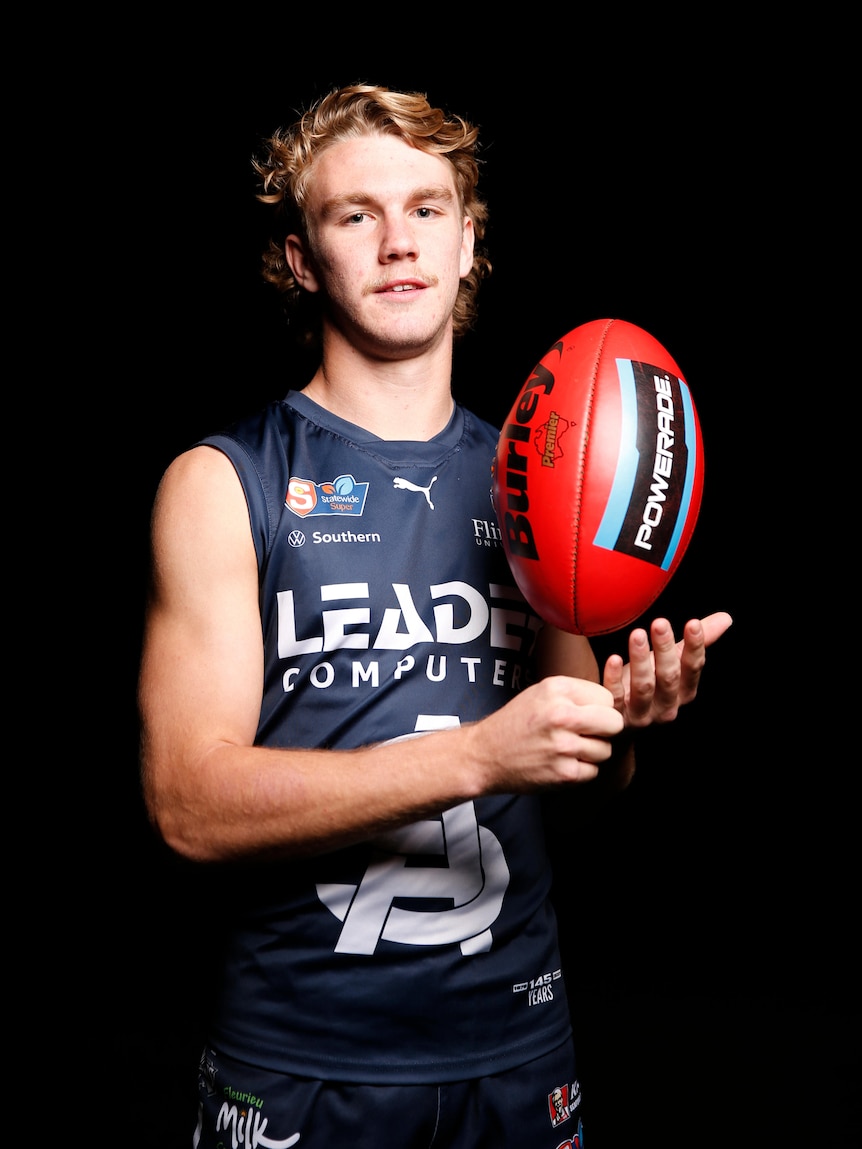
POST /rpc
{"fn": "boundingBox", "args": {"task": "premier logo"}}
[535,409,569,468]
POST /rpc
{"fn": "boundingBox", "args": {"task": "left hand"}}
[602,611,733,729]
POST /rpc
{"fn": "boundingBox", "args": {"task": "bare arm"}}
[138,447,624,863]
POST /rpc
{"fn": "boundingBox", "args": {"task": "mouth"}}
[370,277,434,295]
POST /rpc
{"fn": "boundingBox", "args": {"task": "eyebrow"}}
[319,185,456,219]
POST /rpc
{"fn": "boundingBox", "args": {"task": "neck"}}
[302,328,457,441]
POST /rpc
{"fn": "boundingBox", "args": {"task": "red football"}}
[493,318,704,636]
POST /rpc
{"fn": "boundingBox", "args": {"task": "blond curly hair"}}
[253,84,492,346]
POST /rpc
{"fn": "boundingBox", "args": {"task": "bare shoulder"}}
[151,445,247,539]
[149,445,254,589]
[155,443,241,510]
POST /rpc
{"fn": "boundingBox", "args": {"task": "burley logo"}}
[285,474,369,518]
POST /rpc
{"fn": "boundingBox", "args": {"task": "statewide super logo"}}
[285,474,369,518]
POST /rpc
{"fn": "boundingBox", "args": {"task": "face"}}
[286,134,475,360]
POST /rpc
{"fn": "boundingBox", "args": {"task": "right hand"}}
[471,676,624,794]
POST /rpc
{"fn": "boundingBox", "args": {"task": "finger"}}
[650,617,683,715]
[602,652,626,713]
[673,618,706,705]
[558,697,625,740]
[546,675,616,708]
[700,611,733,647]
[626,627,656,722]
[562,729,621,763]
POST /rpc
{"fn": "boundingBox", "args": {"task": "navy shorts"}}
[192,1039,584,1148]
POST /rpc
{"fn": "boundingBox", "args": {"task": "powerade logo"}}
[593,359,699,570]
[285,474,370,518]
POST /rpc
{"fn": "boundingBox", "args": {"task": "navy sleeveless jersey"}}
[198,390,573,1083]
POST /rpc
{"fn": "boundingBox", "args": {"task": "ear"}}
[459,217,475,279]
[285,234,321,293]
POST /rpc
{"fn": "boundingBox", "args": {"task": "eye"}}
[346,211,367,225]
[415,206,435,219]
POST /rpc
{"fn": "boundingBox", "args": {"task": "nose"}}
[380,213,417,262]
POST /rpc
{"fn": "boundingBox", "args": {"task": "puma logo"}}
[393,475,438,510]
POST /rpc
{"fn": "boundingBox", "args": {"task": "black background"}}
[110,59,856,1148]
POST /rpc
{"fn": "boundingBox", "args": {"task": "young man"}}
[138,84,731,1148]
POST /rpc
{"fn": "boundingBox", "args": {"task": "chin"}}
[374,314,453,352]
